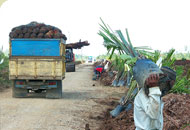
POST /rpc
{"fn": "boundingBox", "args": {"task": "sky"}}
[0,0,190,57]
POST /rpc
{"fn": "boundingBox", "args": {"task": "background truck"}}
[65,47,75,72]
[9,39,66,98]
[65,40,90,72]
[88,56,93,63]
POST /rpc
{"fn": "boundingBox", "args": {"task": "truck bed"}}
[9,39,66,80]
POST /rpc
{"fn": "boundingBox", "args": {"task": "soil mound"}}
[95,94,190,130]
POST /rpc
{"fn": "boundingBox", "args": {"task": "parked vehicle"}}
[9,39,66,98]
[65,40,90,72]
[65,47,75,72]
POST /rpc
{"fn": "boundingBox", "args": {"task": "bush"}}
[0,50,11,89]
[171,66,190,94]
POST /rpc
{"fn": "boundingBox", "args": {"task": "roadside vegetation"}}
[97,18,190,95]
[97,49,190,95]
[93,19,190,130]
[0,49,11,91]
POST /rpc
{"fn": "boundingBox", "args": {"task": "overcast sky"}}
[0,0,190,56]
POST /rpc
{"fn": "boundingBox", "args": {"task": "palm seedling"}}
[162,49,176,68]
[99,19,188,118]
[110,55,125,87]
[98,18,155,116]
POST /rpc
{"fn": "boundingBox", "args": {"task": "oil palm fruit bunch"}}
[9,21,67,40]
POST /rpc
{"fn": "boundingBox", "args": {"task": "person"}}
[94,65,104,79]
[134,67,176,130]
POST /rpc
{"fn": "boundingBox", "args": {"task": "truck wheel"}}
[12,81,28,98]
[66,64,75,72]
[46,80,62,99]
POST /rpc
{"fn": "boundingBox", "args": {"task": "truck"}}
[9,39,66,98]
[65,47,75,72]
[88,56,93,63]
[65,40,90,72]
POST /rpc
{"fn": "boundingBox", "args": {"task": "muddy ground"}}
[0,64,126,130]
[93,93,190,130]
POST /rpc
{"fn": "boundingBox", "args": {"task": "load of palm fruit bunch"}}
[66,40,90,49]
[9,21,67,40]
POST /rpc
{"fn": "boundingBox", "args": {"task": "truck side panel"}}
[62,44,66,75]
[11,39,61,56]
[9,58,64,80]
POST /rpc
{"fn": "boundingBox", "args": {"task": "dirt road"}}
[0,64,124,130]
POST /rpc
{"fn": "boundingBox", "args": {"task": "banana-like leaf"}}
[162,49,176,67]
[98,31,114,44]
[120,54,132,61]
[126,57,137,66]
[116,30,134,57]
[121,80,138,105]
[109,47,116,59]
[125,29,138,57]
[134,46,152,50]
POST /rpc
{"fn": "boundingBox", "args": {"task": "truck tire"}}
[46,80,62,99]
[12,80,28,98]
[66,63,75,72]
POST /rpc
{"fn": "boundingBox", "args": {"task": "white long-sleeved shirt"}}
[134,87,164,130]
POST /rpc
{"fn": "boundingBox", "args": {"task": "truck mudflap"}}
[46,80,62,99]
[66,63,75,72]
[12,80,28,98]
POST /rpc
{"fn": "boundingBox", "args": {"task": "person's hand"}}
[145,74,159,88]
